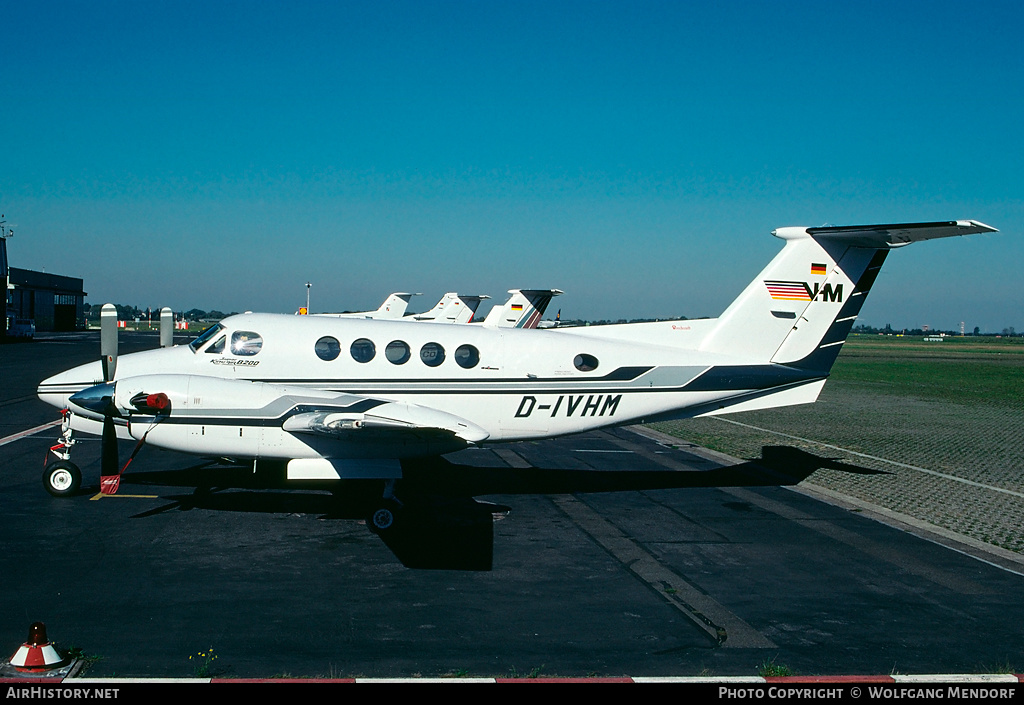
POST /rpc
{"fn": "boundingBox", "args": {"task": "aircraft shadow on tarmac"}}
[88,444,885,571]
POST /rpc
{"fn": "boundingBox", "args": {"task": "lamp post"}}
[1,215,13,340]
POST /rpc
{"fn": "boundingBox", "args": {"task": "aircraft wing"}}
[281,400,490,444]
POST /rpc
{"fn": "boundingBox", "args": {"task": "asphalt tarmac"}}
[2,333,1023,679]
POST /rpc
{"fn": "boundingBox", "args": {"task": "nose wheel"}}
[43,461,82,497]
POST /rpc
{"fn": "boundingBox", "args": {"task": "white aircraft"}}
[37,220,996,532]
[482,289,562,329]
[317,292,420,319]
[408,292,490,324]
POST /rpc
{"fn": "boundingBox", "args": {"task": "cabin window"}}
[350,338,376,363]
[190,323,225,352]
[574,353,599,372]
[231,331,263,356]
[315,336,341,361]
[454,344,480,369]
[420,342,445,367]
[386,340,410,365]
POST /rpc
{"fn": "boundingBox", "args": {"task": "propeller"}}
[71,305,173,494]
[67,381,122,494]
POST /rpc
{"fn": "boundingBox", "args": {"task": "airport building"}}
[7,267,87,332]
[2,236,87,337]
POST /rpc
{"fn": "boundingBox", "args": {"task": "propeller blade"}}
[99,412,121,495]
[100,303,118,382]
[160,307,173,348]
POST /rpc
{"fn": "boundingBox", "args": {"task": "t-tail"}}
[698,220,997,377]
[410,292,490,324]
[368,292,419,319]
[482,289,564,328]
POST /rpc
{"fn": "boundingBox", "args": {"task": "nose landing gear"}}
[43,410,81,498]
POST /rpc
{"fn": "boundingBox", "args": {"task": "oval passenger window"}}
[420,342,445,367]
[315,336,341,361]
[386,340,410,365]
[350,338,376,363]
[574,354,599,372]
[455,344,480,369]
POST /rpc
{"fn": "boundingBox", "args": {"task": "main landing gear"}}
[366,479,404,535]
[43,410,82,498]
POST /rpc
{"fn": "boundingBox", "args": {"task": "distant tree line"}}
[852,323,1018,337]
[84,304,238,322]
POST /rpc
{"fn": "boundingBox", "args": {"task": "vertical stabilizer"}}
[482,289,563,328]
[698,221,996,372]
[369,292,418,319]
[411,293,490,324]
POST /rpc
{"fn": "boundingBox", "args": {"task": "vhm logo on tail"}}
[764,280,843,302]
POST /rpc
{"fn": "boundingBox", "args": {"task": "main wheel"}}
[368,500,401,534]
[44,461,82,498]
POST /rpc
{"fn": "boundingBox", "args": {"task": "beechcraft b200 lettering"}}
[36,220,996,531]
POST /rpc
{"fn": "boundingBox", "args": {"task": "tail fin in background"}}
[482,289,564,328]
[367,292,419,319]
[411,293,490,324]
[318,292,421,319]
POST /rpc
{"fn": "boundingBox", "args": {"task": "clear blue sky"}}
[3,0,1021,332]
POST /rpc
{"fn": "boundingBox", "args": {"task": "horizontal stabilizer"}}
[803,220,996,248]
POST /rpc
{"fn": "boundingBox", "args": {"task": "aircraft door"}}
[496,331,549,438]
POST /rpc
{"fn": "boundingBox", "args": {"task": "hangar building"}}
[7,267,87,332]
[2,236,87,337]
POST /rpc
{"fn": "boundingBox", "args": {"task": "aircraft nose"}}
[37,360,106,410]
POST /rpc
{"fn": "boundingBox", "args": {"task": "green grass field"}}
[649,334,1024,554]
[829,335,1024,407]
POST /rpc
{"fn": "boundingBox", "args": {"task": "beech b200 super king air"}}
[36,220,996,530]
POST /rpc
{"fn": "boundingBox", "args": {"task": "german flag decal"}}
[811,263,827,275]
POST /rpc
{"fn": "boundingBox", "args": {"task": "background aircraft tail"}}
[697,221,996,372]
[411,293,490,324]
[369,292,418,319]
[482,289,563,328]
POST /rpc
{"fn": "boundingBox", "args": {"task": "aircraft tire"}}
[44,461,82,498]
[368,501,401,534]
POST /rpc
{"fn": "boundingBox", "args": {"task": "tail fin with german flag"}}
[698,221,997,372]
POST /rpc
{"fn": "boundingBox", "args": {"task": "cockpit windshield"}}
[189,323,226,353]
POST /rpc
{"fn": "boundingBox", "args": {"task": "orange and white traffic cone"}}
[9,623,65,672]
